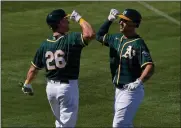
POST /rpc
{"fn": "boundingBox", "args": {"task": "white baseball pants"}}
[112,84,144,128]
[46,80,79,128]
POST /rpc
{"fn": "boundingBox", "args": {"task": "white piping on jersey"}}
[117,35,124,51]
[81,34,86,46]
[116,38,141,85]
[113,35,124,84]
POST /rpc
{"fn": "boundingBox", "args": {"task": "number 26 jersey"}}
[31,32,87,80]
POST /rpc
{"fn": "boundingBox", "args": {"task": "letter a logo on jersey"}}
[122,46,136,59]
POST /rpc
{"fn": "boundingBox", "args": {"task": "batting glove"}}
[108,9,119,21]
[127,79,143,91]
[21,83,34,96]
[70,10,82,22]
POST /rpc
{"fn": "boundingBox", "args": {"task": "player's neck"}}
[53,32,64,39]
[123,31,138,39]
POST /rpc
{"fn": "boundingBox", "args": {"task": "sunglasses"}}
[119,18,129,23]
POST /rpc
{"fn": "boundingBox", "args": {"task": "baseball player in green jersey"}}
[21,9,95,127]
[96,9,155,127]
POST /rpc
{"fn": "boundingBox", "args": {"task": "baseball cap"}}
[117,9,142,23]
[46,9,70,26]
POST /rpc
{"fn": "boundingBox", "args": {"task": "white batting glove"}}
[126,79,142,91]
[70,10,82,22]
[108,9,119,21]
[22,84,34,96]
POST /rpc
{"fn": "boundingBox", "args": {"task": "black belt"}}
[61,80,69,84]
[114,84,125,89]
[48,80,69,84]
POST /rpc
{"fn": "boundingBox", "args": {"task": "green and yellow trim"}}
[102,34,107,45]
[117,35,124,51]
[31,61,42,70]
[141,62,153,68]
[117,15,132,21]
[81,33,87,46]
[47,36,64,43]
[116,38,140,85]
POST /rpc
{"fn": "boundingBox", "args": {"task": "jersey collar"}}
[123,34,140,39]
[47,35,64,42]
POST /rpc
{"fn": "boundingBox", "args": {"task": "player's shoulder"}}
[132,36,147,48]
[67,32,82,37]
[135,37,146,45]
[109,33,123,36]
[66,32,84,44]
[37,35,53,49]
[107,33,123,39]
[37,41,47,50]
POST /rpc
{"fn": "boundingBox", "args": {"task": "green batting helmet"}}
[117,9,142,28]
[46,9,69,30]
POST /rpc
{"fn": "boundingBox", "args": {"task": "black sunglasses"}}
[119,18,128,23]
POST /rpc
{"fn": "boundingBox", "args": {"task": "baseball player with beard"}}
[21,9,95,127]
[96,8,155,127]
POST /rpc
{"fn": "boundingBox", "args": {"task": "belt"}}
[114,84,125,89]
[48,80,69,84]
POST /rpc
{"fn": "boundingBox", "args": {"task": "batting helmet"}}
[46,9,68,31]
[117,9,142,28]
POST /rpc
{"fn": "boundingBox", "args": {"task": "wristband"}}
[25,80,30,84]
[79,18,85,24]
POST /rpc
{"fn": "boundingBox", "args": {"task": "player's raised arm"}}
[96,9,119,46]
[70,10,95,42]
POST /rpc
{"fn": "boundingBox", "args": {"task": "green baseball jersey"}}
[102,33,153,86]
[31,32,87,80]
[102,34,121,81]
[109,47,119,81]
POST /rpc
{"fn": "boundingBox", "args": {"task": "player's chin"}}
[120,28,124,32]
[120,26,124,32]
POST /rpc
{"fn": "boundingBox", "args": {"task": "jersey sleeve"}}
[136,40,154,68]
[31,47,44,70]
[69,32,88,47]
[102,34,120,50]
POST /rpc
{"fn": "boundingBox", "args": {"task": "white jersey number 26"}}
[45,50,66,70]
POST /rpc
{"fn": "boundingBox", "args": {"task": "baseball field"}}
[2,1,180,127]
